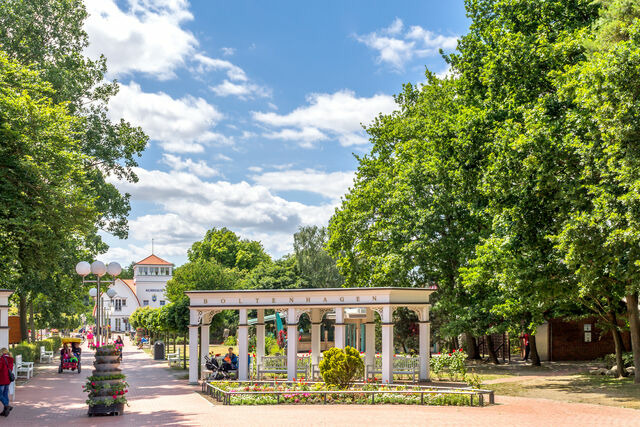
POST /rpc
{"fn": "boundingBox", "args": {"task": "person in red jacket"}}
[0,348,14,417]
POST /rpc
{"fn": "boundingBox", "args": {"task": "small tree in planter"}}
[84,345,128,416]
[319,346,364,389]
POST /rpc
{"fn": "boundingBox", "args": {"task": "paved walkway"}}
[6,340,640,426]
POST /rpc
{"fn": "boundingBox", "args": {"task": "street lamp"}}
[105,288,117,341]
[76,260,121,347]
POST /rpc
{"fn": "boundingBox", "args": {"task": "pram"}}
[204,355,232,380]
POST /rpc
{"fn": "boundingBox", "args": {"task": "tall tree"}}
[188,227,271,271]
[294,226,344,288]
[0,0,148,337]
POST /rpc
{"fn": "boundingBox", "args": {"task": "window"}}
[160,300,165,306]
[114,299,122,311]
[143,300,149,306]
[122,298,126,306]
[115,318,121,331]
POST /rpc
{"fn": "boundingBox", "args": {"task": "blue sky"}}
[88,0,470,266]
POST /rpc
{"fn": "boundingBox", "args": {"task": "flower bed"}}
[202,380,493,406]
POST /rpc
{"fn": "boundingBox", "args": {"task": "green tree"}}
[293,226,344,288]
[0,0,148,338]
[165,259,243,303]
[243,255,308,290]
[188,227,271,271]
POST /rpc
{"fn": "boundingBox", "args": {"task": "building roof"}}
[135,254,173,266]
[120,279,141,307]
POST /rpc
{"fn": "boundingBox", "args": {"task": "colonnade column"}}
[286,308,298,380]
[310,308,321,368]
[238,308,249,381]
[417,305,430,381]
[256,309,265,369]
[200,323,210,376]
[381,306,394,384]
[334,307,345,349]
[364,308,375,376]
[188,325,199,384]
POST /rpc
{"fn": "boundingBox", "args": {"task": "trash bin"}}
[154,341,165,360]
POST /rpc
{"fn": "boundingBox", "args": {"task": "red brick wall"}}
[550,317,631,361]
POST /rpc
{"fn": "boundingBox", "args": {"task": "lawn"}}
[485,374,640,410]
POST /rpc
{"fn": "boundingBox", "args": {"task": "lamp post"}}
[105,288,117,341]
[75,260,121,347]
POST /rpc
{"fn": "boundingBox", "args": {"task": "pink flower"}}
[113,395,117,399]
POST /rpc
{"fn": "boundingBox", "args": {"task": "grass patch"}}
[486,373,640,409]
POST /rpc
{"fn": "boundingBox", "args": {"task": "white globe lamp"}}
[106,288,117,299]
[88,288,98,298]
[107,262,122,277]
[91,261,107,277]
[75,261,91,277]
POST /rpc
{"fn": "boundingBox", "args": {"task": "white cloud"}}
[109,82,226,153]
[263,127,328,148]
[248,166,263,173]
[216,154,233,162]
[106,167,339,259]
[210,80,271,99]
[85,0,197,79]
[252,169,355,200]
[356,18,457,70]
[193,53,247,81]
[221,47,235,56]
[253,90,396,147]
[161,154,219,177]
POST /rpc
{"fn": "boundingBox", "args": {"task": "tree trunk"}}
[609,311,628,377]
[464,332,481,360]
[486,334,500,364]
[626,292,640,384]
[18,293,28,342]
[183,335,187,370]
[29,299,35,342]
[530,334,541,366]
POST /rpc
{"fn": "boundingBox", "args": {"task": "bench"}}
[167,350,181,366]
[257,356,309,380]
[15,354,34,380]
[40,346,54,364]
[367,356,420,382]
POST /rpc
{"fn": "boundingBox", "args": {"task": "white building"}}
[103,254,174,332]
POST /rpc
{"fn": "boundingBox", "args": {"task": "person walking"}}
[0,348,14,417]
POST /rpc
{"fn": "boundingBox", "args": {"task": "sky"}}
[90,0,470,267]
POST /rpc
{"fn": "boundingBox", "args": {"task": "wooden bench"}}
[40,346,54,364]
[257,356,309,380]
[366,356,420,382]
[15,354,34,380]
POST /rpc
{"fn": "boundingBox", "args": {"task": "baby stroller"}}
[204,355,230,380]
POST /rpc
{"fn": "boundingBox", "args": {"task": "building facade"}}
[103,254,173,333]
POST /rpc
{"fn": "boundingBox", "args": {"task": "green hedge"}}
[10,337,63,362]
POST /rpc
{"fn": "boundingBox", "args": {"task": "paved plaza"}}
[5,340,639,426]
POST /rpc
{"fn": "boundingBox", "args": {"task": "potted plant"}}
[84,345,128,416]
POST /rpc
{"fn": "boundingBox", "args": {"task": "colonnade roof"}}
[186,287,435,310]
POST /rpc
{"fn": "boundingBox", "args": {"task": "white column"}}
[200,323,210,375]
[419,321,431,381]
[188,325,199,384]
[356,321,361,351]
[334,307,345,349]
[311,309,321,367]
[238,309,249,381]
[256,309,265,368]
[381,306,394,384]
[287,308,298,381]
[365,309,375,372]
[0,293,9,350]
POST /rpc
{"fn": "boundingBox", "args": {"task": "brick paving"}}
[5,339,640,426]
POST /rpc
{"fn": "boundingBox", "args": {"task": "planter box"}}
[88,402,125,416]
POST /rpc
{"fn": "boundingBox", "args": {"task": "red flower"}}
[459,348,463,352]
[448,353,452,356]
[113,395,117,399]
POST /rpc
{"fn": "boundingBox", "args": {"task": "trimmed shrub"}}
[11,343,36,362]
[224,335,237,346]
[319,346,364,389]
